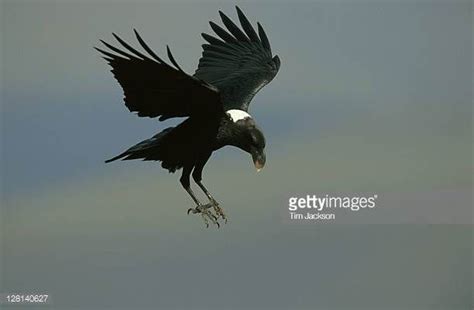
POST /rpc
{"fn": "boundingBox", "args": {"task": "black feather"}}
[94,46,124,60]
[112,33,151,60]
[210,21,238,43]
[100,39,137,60]
[219,10,249,42]
[201,33,225,46]
[133,29,169,65]
[236,6,260,43]
[257,23,271,52]
[166,45,184,73]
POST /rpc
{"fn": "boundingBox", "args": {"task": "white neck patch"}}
[226,109,252,122]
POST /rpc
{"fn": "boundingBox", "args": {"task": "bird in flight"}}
[96,6,280,227]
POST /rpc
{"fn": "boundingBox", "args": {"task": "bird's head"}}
[246,125,266,172]
[226,111,266,172]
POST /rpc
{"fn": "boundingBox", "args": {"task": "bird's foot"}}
[211,200,227,224]
[187,204,220,228]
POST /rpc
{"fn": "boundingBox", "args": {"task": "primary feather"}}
[95,31,221,120]
[195,6,280,112]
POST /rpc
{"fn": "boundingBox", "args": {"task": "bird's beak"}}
[252,151,266,172]
[254,160,264,172]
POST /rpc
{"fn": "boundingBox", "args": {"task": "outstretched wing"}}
[194,6,280,112]
[96,30,221,120]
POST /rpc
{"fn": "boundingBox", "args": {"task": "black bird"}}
[96,6,280,226]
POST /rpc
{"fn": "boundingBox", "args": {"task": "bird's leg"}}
[185,187,218,228]
[196,181,226,222]
[189,155,227,224]
[181,167,219,228]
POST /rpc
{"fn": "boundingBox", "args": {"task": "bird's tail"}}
[105,127,174,163]
[104,152,127,163]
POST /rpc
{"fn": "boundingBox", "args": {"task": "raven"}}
[97,6,280,227]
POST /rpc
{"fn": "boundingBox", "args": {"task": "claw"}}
[187,203,220,227]
[210,201,227,223]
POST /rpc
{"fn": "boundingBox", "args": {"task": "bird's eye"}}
[250,133,258,145]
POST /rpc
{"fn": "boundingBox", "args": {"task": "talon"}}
[188,203,220,227]
[210,201,227,223]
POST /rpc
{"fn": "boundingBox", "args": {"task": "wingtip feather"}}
[257,22,271,52]
[210,21,237,43]
[219,9,249,42]
[166,45,185,73]
[133,29,169,65]
[236,6,260,43]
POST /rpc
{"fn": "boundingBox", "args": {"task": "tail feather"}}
[105,152,128,163]
[105,127,174,164]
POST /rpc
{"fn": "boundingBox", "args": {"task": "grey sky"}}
[1,1,472,309]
